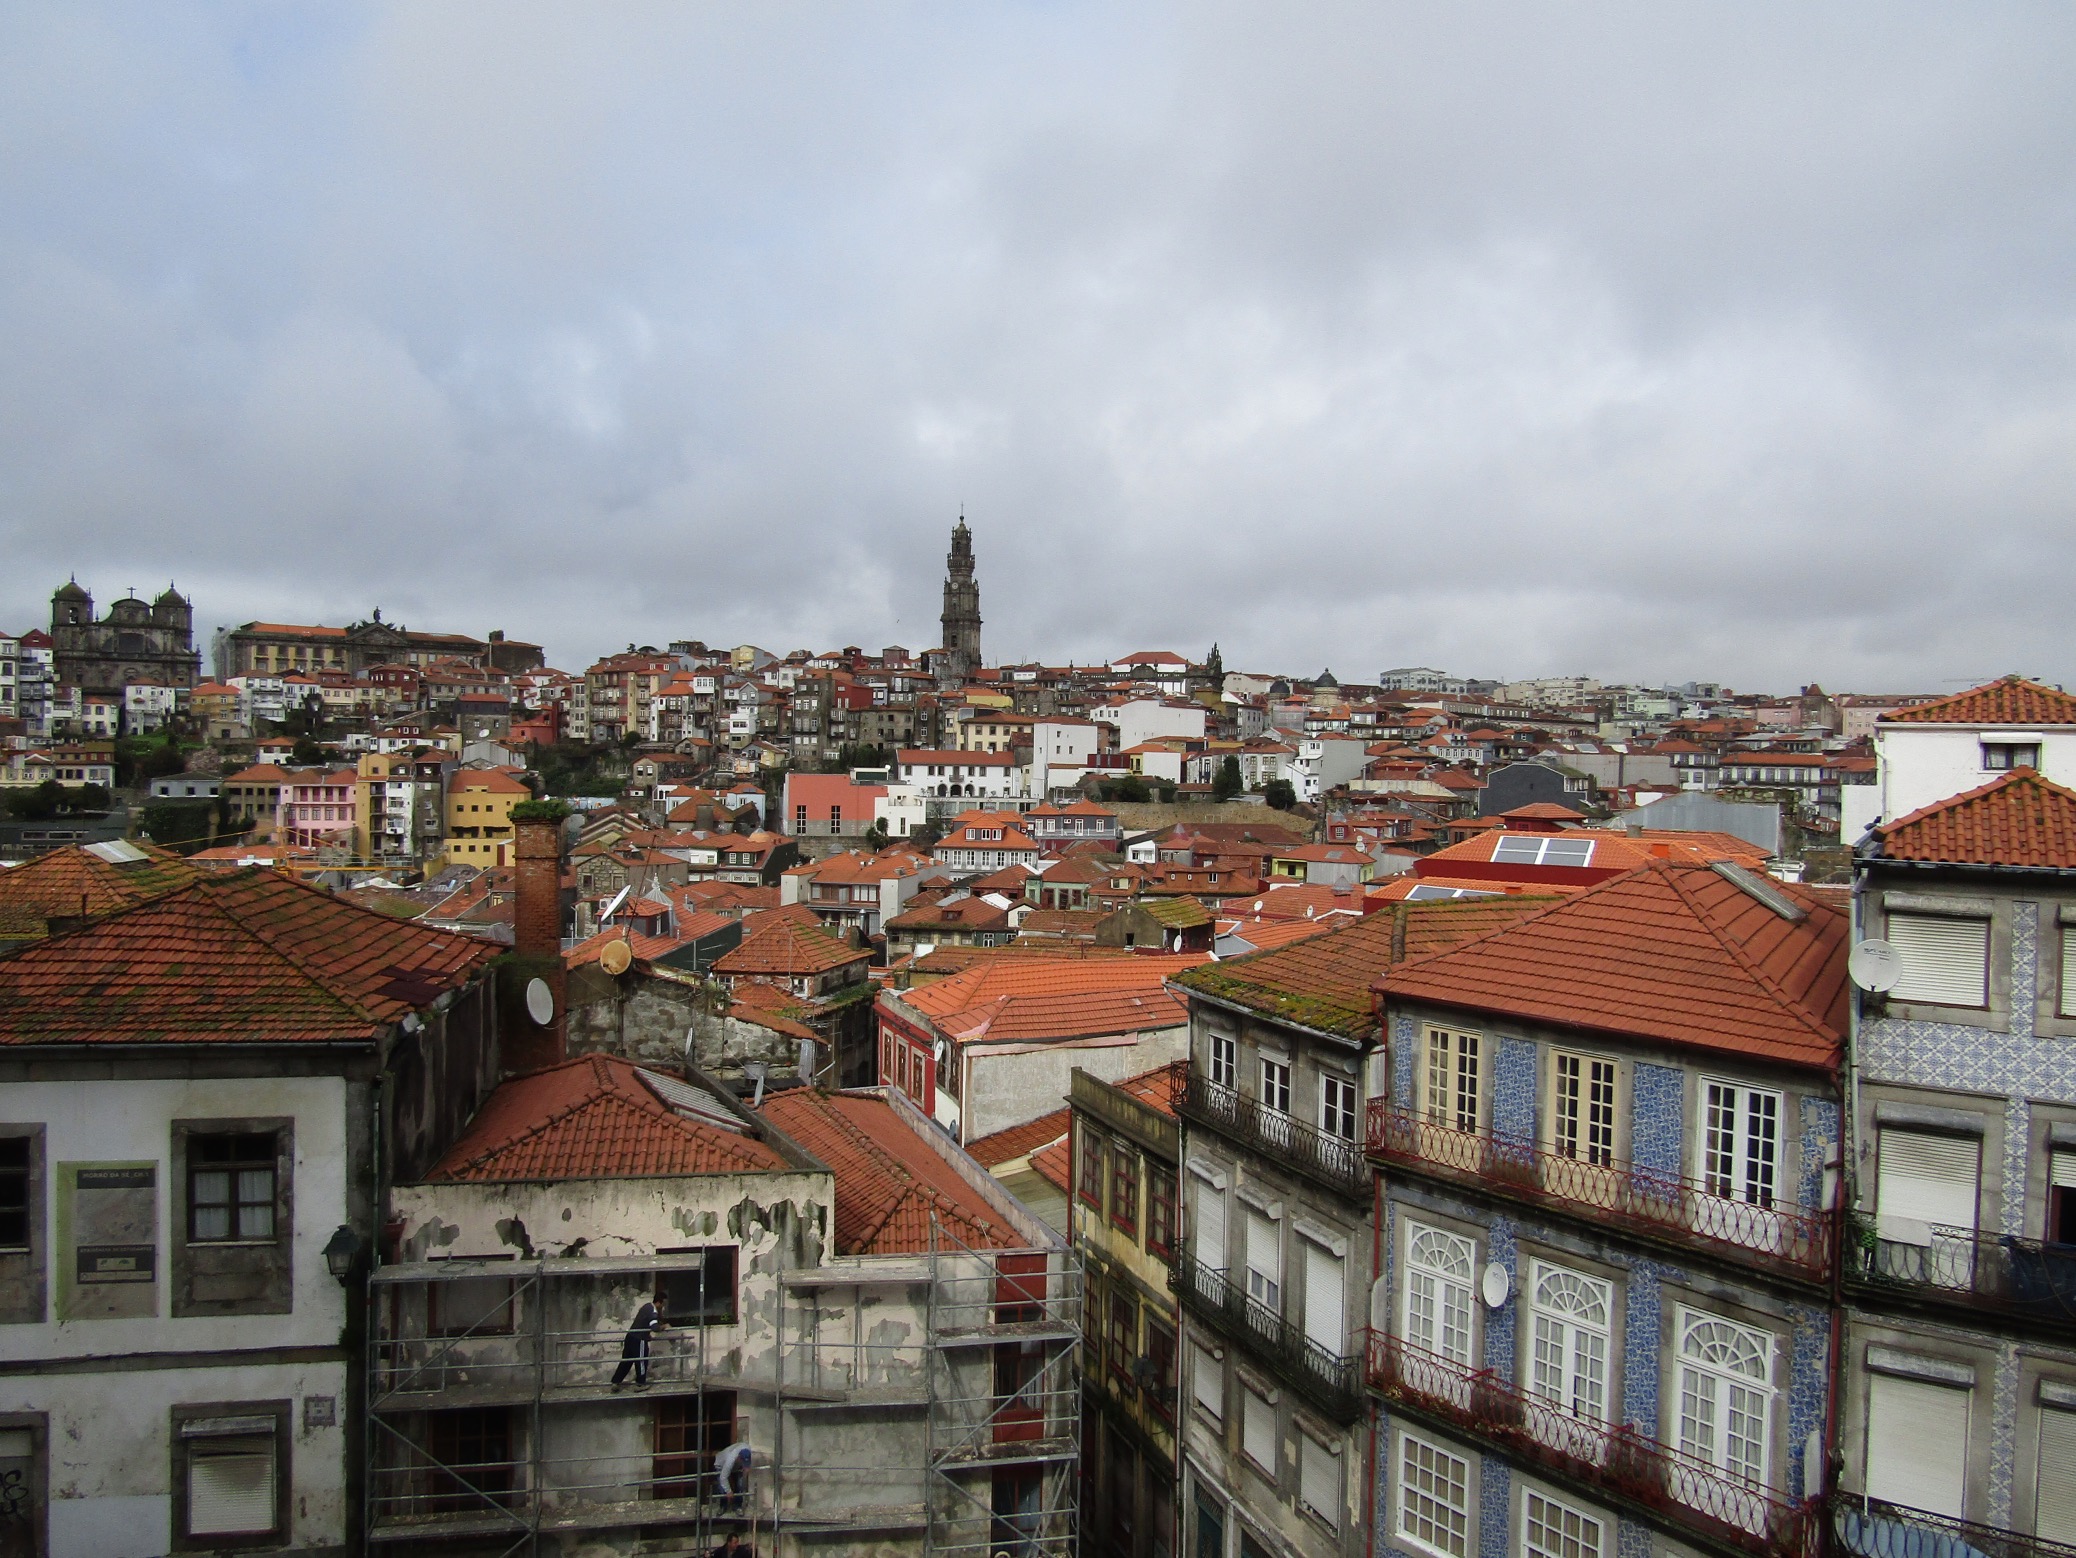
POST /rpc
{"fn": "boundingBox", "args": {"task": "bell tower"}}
[939,517,982,682]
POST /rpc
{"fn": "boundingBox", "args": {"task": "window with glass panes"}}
[1552,1053,1616,1165]
[1320,1073,1357,1139]
[0,1136,30,1249]
[1146,1165,1175,1259]
[1404,1222,1474,1364]
[1523,1489,1605,1558]
[1209,1030,1236,1089]
[1110,1144,1139,1234]
[1423,1026,1481,1131]
[1527,1262,1611,1425]
[188,1133,276,1242]
[1702,1082,1780,1209]
[1397,1433,1471,1557]
[1675,1309,1773,1488]
[1260,1056,1291,1115]
[1078,1125,1105,1209]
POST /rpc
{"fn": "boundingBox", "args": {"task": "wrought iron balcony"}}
[1844,1211,2076,1330]
[1365,1100,1832,1282]
[1366,1329,1819,1558]
[1177,1068,1371,1202]
[1173,1255,1363,1424]
[1831,1493,2076,1558]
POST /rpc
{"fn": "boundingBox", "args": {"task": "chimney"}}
[508,810,568,1074]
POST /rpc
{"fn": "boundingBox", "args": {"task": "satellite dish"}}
[1849,938,1902,994]
[1480,1261,1511,1310]
[599,939,633,977]
[524,978,554,1026]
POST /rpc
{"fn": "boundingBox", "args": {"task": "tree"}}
[290,736,327,766]
[1213,755,1244,801]
[1262,779,1297,811]
[1100,775,1151,804]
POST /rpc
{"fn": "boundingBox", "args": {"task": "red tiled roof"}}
[1177,897,1557,1040]
[890,954,1207,1045]
[1214,915,1347,952]
[1876,768,2076,868]
[726,980,819,1041]
[1112,1059,1183,1119]
[968,1108,1070,1168]
[0,868,499,1045]
[0,841,197,926]
[1881,675,2076,727]
[1028,1135,1072,1194]
[1379,862,1848,1067]
[714,914,869,977]
[761,1089,1025,1253]
[424,1054,786,1181]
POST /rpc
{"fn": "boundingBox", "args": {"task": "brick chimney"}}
[507,811,568,1074]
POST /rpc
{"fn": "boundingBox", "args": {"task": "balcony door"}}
[1401,1223,1474,1409]
[1670,1309,1773,1534]
[1525,1262,1610,1461]
[1301,1235,1344,1359]
[1875,1128,1980,1288]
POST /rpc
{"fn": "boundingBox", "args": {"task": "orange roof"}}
[761,1089,1026,1253]
[968,1108,1070,1168]
[1029,1135,1072,1194]
[424,1054,785,1181]
[1231,883,1370,921]
[1177,897,1556,1040]
[1881,675,2076,726]
[1369,874,1589,902]
[1876,768,2076,868]
[0,841,197,926]
[713,915,869,978]
[0,868,498,1045]
[726,980,819,1041]
[1111,1059,1183,1119]
[890,953,1208,1045]
[1379,862,1847,1068]
[451,769,531,795]
[1215,915,1347,952]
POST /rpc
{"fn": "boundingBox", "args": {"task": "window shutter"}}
[1876,1130,1980,1241]
[1303,1239,1345,1357]
[188,1437,276,1536]
[1887,914,1990,1006]
[2039,1406,2076,1542]
[2052,1150,2076,1190]
[2064,926,2076,1018]
[1245,1208,1279,1289]
[1299,1435,1340,1525]
[1196,1183,1225,1272]
[1242,1388,1276,1470]
[1192,1349,1222,1417]
[1866,1374,1968,1518]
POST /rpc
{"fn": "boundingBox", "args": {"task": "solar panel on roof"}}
[1405,884,1497,901]
[1710,861,1806,923]
[84,839,149,867]
[1491,834,1594,868]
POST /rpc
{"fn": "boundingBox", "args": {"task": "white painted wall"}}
[1844,725,2076,842]
[957,1026,1189,1144]
[1110,699,1207,752]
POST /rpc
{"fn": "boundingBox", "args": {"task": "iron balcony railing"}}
[1365,1329,1819,1558]
[1831,1493,2076,1558]
[1365,1100,1832,1281]
[1178,1069,1371,1202]
[1845,1211,2076,1330]
[1173,1255,1363,1424]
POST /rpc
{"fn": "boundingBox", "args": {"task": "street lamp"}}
[323,1224,363,1285]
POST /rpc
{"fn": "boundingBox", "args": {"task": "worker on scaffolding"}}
[708,1533,749,1558]
[610,1290,668,1390]
[714,1436,752,1513]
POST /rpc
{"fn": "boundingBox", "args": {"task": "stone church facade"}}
[49,580,203,693]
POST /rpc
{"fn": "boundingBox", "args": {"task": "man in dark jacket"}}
[611,1291,668,1389]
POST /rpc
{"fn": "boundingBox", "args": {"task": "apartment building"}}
[1838,764,2076,1550]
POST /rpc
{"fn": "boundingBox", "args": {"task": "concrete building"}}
[444,768,530,869]
[1836,768,2076,1550]
[0,868,501,1557]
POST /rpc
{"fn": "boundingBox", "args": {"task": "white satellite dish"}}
[1848,938,1902,994]
[525,978,555,1026]
[1480,1261,1510,1310]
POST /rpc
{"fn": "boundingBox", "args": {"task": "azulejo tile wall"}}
[1631,1062,1685,1177]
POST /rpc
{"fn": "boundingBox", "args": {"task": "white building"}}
[1840,675,2076,844]
[1101,698,1207,754]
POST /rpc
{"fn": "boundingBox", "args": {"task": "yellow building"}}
[442,768,531,868]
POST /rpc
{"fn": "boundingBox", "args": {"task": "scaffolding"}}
[364,1230,1081,1556]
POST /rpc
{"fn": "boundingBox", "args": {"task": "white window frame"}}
[1244,1204,1282,1311]
[1422,1025,1482,1133]
[1550,1051,1618,1167]
[1402,1221,1475,1366]
[1525,1261,1612,1432]
[1700,1079,1782,1211]
[1395,1429,1473,1558]
[1320,1072,1357,1140]
[1673,1307,1775,1500]
[1521,1486,1607,1558]
[1208,1030,1236,1090]
[1260,1056,1292,1116]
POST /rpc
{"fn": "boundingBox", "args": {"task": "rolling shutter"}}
[188,1436,276,1536]
[1299,1435,1340,1525]
[1303,1238,1345,1357]
[2054,1150,2076,1189]
[1195,1182,1226,1272]
[1245,1208,1279,1297]
[1192,1349,1222,1417]
[1887,914,1990,1007]
[2064,926,2076,1018]
[1866,1374,1969,1519]
[2039,1406,2076,1542]
[1242,1387,1276,1471]
[1876,1129,1979,1243]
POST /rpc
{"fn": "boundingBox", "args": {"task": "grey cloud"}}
[3,2,2074,691]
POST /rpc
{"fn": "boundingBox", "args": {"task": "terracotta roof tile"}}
[713,915,869,977]
[425,1054,787,1181]
[968,1108,1070,1168]
[761,1089,1024,1253]
[1028,1135,1072,1194]
[0,841,197,928]
[1176,898,1557,1040]
[1881,675,2076,726]
[1379,862,1847,1068]
[889,954,1207,1045]
[0,868,498,1045]
[1876,768,2076,868]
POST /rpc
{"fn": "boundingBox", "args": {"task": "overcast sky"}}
[4,4,2074,692]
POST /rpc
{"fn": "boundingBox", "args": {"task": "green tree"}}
[290,736,327,766]
[1100,775,1151,804]
[1213,755,1244,801]
[1262,779,1297,811]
